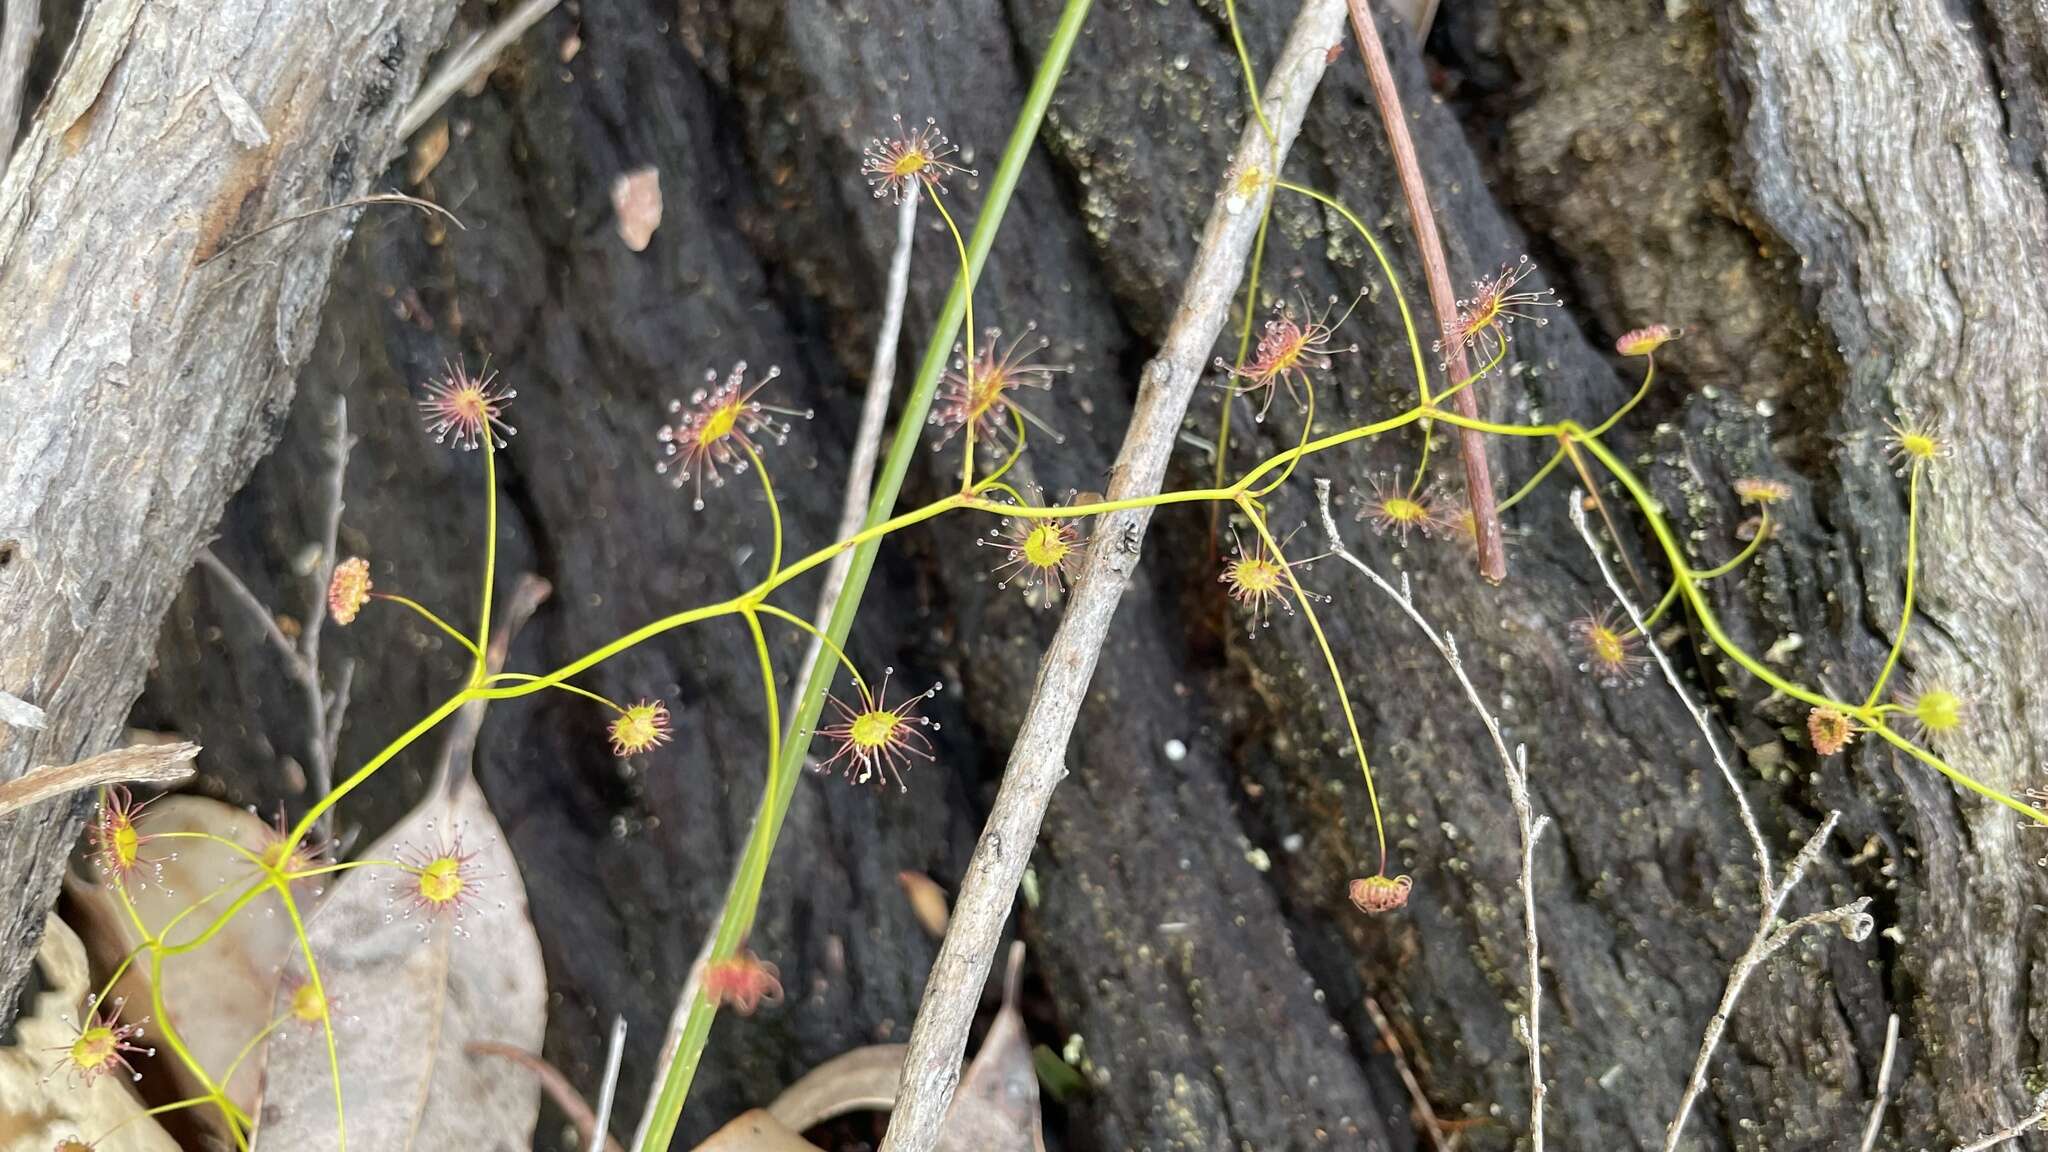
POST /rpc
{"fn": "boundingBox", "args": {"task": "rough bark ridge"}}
[131,1,2048,1150]
[0,0,455,1019]
[1724,1,2048,1139]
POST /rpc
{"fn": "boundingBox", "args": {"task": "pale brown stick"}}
[1952,1090,2048,1152]
[1363,995,1451,1152]
[875,3,1350,1148]
[1317,478,1543,1150]
[398,0,561,137]
[1857,1013,1900,1152]
[1345,0,1506,583]
[0,742,199,819]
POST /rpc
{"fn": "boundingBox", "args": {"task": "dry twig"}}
[1344,0,1505,582]
[197,398,356,831]
[1316,478,1545,1150]
[0,742,199,819]
[398,0,562,137]
[876,4,1351,1148]
[1362,995,1451,1152]
[1952,1089,2048,1152]
[1566,494,1873,1151]
[1858,1013,1900,1152]
[197,193,462,267]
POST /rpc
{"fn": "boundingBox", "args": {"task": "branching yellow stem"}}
[1865,462,1922,709]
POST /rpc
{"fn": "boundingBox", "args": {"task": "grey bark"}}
[1724,1,2048,1140]
[121,0,2048,1150]
[0,0,453,1020]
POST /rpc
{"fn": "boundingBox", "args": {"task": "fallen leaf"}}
[67,794,299,1129]
[410,118,451,186]
[0,914,180,1151]
[758,944,1045,1152]
[937,943,1045,1152]
[692,1109,818,1151]
[612,166,662,251]
[897,870,950,938]
[766,1044,905,1130]
[252,578,551,1151]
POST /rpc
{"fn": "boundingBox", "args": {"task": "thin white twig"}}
[626,177,922,1152]
[0,0,35,174]
[1571,495,1773,903]
[877,6,1350,1148]
[1858,1014,1900,1152]
[398,0,561,138]
[589,1015,628,1152]
[196,402,354,831]
[1316,478,1545,1151]
[1567,494,1873,1152]
[1953,1090,2048,1152]
[787,188,920,730]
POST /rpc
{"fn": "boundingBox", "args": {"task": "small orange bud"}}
[327,556,372,625]
[1733,477,1791,505]
[703,949,783,1015]
[1615,324,1677,356]
[1350,874,1413,914]
[1808,707,1856,756]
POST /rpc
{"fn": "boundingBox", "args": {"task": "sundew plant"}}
[64,2,2043,1149]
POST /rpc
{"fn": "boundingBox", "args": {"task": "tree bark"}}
[0,0,453,1020]
[130,0,2048,1149]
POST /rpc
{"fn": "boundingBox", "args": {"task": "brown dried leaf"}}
[897,870,950,938]
[767,1044,906,1130]
[612,166,662,251]
[937,943,1045,1152]
[67,795,297,1125]
[252,578,550,1151]
[759,945,1044,1152]
[691,1109,819,1151]
[0,914,180,1151]
[409,118,450,186]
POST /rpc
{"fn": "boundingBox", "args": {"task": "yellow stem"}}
[1864,462,1921,709]
[1691,509,1771,580]
[742,441,784,577]
[1239,498,1388,874]
[276,876,346,1152]
[1253,377,1317,498]
[476,433,499,681]
[929,193,978,490]
[1274,180,1430,408]
[978,406,1031,493]
[372,594,482,659]
[488,673,628,713]
[755,602,867,695]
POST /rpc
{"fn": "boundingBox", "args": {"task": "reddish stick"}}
[1346,0,1508,583]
